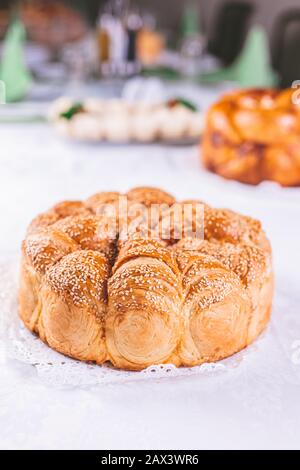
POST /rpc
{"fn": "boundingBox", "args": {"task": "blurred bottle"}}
[136,12,165,66]
[97,12,111,63]
[126,7,142,62]
[180,2,206,78]
[96,0,141,77]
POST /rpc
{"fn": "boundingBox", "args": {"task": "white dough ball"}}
[70,114,104,141]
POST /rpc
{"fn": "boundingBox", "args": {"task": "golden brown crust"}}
[19,186,273,370]
[85,192,121,214]
[202,88,300,186]
[127,186,176,207]
[28,201,90,234]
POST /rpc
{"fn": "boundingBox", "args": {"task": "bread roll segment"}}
[19,187,273,370]
[39,250,109,364]
[106,238,182,370]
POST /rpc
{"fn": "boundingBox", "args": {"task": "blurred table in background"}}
[0,78,233,123]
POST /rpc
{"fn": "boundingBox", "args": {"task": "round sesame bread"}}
[19,187,273,370]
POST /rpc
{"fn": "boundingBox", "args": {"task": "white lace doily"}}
[1,256,299,387]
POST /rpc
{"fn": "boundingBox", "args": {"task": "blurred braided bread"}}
[19,187,273,370]
[202,88,300,186]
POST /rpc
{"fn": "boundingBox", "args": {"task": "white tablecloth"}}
[1,122,300,450]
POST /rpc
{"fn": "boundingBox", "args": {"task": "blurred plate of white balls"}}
[49,96,204,144]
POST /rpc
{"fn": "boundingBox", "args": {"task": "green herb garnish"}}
[167,97,197,112]
[60,102,84,120]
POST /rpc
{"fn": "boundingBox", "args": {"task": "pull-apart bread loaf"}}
[202,88,300,186]
[19,187,273,370]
